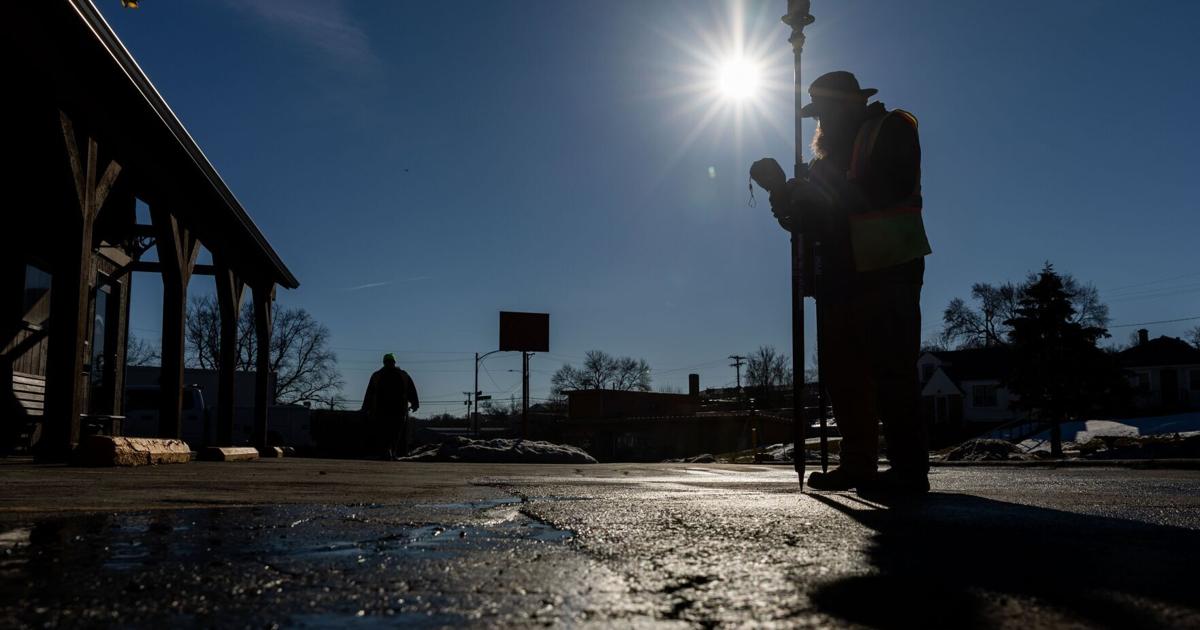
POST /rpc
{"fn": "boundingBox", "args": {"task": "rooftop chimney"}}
[1137,328,1150,345]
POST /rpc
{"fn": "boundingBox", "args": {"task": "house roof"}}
[927,346,1013,382]
[1118,336,1200,368]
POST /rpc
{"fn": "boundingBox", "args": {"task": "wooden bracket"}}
[60,110,121,221]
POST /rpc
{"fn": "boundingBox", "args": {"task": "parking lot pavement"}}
[1,460,1197,627]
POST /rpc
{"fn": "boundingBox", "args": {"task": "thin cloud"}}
[341,276,430,292]
[225,0,378,69]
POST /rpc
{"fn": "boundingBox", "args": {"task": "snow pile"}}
[1017,412,1200,453]
[760,443,828,463]
[945,439,1029,461]
[399,437,597,464]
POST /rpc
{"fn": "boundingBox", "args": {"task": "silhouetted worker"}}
[753,71,932,494]
[362,353,419,459]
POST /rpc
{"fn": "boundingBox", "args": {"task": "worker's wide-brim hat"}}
[800,70,877,118]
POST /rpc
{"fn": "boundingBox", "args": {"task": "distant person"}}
[753,71,932,495]
[361,353,419,460]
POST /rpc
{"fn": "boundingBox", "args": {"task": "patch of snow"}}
[759,443,829,462]
[944,439,1030,461]
[398,437,597,464]
[1017,412,1200,453]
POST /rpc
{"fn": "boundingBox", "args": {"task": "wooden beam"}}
[252,284,274,450]
[214,258,245,445]
[42,111,121,457]
[128,261,218,276]
[150,204,200,440]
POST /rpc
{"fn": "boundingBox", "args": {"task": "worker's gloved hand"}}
[791,178,836,234]
[769,178,830,233]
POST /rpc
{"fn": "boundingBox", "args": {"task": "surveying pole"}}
[783,0,814,488]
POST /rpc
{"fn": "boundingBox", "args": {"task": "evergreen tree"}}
[1005,263,1124,456]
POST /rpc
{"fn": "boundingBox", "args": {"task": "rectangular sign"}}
[499,311,549,352]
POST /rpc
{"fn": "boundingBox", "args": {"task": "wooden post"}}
[214,260,245,445]
[150,205,200,440]
[42,111,120,456]
[252,284,274,450]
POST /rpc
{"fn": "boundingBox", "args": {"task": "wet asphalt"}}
[1,460,1198,628]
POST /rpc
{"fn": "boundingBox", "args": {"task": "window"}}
[1191,370,1200,391]
[22,264,52,326]
[1135,372,1151,394]
[972,384,998,408]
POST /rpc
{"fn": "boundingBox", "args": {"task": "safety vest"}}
[846,109,932,272]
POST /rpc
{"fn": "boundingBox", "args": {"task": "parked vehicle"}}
[122,385,211,446]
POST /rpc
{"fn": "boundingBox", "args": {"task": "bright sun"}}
[717,57,760,100]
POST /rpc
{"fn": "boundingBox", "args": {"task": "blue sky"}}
[100,1,1200,416]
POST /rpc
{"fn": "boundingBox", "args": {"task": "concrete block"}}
[257,446,285,458]
[77,436,191,467]
[200,446,259,462]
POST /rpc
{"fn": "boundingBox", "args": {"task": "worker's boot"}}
[806,467,875,491]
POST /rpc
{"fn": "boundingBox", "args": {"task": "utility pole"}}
[728,355,746,390]
[521,352,533,439]
[473,352,479,434]
[783,0,814,489]
[729,354,746,409]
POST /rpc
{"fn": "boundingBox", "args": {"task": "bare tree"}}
[125,334,159,367]
[184,295,344,406]
[746,345,790,393]
[1058,274,1109,329]
[1186,325,1200,350]
[941,282,1019,348]
[550,350,651,396]
[611,356,652,391]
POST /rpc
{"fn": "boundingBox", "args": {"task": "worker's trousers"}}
[818,282,928,476]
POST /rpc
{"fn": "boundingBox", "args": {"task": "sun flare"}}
[717,57,761,100]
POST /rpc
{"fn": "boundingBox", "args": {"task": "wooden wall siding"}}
[12,373,46,417]
[3,325,49,377]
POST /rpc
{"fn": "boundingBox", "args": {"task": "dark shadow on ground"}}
[808,492,1200,629]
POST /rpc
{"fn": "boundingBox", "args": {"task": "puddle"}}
[1,497,580,627]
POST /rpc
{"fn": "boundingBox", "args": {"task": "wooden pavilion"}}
[4,0,299,458]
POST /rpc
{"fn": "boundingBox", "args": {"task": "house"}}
[1118,329,1200,412]
[3,1,297,457]
[918,347,1019,430]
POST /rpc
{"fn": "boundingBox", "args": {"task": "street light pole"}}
[783,0,814,489]
[474,349,504,436]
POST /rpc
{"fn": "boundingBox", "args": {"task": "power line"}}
[1108,315,1200,329]
[1107,286,1200,304]
[1102,271,1200,294]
